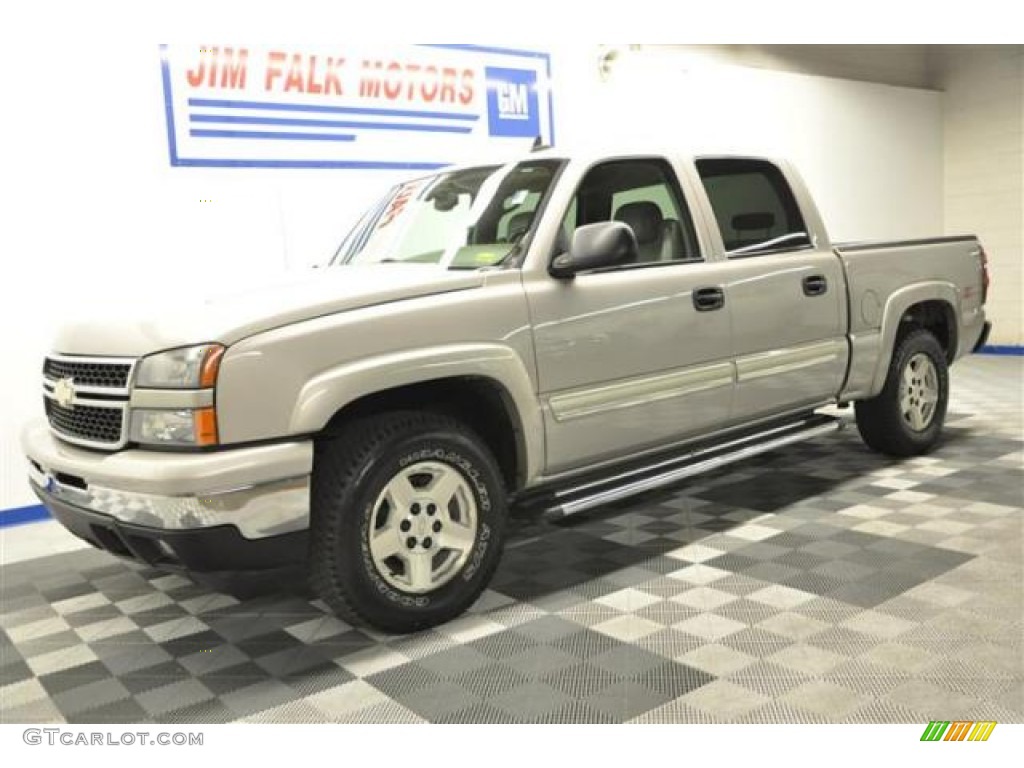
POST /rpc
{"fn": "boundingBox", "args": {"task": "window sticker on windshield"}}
[505,189,529,208]
[378,181,422,229]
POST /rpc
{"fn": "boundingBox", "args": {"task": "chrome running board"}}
[542,415,844,518]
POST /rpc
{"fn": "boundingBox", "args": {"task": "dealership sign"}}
[159,44,554,169]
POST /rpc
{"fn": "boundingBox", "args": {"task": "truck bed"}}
[833,234,987,400]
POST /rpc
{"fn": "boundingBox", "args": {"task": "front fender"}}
[288,343,544,484]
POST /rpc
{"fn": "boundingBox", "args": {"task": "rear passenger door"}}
[693,158,848,421]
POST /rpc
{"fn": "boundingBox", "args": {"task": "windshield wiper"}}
[485,238,527,270]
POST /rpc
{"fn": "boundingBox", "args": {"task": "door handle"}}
[803,275,828,297]
[693,287,725,312]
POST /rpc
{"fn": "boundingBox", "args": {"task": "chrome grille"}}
[42,354,135,449]
[43,357,132,389]
[44,399,125,445]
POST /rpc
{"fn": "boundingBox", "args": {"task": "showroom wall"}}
[0,43,967,513]
[652,44,1024,346]
[554,47,944,242]
[940,46,1023,347]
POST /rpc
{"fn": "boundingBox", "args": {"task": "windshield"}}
[331,159,563,270]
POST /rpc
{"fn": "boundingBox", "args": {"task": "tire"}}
[855,328,949,457]
[310,411,507,633]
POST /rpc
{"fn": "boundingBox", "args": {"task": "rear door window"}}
[696,159,811,256]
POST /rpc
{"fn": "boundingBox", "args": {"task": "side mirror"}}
[549,221,638,279]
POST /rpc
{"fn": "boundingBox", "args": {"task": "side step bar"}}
[543,415,845,518]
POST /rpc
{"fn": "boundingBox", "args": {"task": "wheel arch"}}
[291,344,542,490]
[868,283,959,397]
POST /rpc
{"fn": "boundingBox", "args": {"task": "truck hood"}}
[52,264,486,357]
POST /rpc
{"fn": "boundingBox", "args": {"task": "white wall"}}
[940,46,1024,347]
[665,45,940,90]
[0,43,411,512]
[552,47,944,242]
[0,42,947,511]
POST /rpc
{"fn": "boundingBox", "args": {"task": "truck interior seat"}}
[505,211,535,242]
[613,201,665,263]
[728,211,776,251]
[658,219,687,261]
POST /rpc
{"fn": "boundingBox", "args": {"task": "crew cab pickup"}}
[22,148,991,632]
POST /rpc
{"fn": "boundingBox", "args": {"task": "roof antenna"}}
[531,135,549,152]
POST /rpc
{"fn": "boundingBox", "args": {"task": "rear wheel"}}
[310,412,507,633]
[855,329,949,457]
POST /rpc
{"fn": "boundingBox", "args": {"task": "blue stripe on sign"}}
[190,129,357,142]
[187,98,479,122]
[171,157,449,170]
[421,43,552,61]
[0,504,50,528]
[189,114,473,134]
[980,345,1024,356]
[159,45,180,165]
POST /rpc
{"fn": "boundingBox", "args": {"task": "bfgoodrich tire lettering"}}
[855,329,949,457]
[310,412,507,633]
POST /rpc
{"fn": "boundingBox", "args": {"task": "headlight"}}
[135,344,225,389]
[130,408,218,447]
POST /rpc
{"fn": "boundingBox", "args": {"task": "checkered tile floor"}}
[2,355,1021,723]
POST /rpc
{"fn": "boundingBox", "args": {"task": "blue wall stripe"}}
[190,129,357,142]
[7,349,1015,522]
[0,504,51,528]
[188,97,479,122]
[189,114,472,134]
[979,345,1024,356]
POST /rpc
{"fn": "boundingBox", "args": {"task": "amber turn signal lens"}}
[200,346,225,388]
[194,407,218,446]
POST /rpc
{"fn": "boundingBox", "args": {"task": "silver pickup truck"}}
[22,148,991,632]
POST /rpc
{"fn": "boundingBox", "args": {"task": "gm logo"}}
[485,66,539,138]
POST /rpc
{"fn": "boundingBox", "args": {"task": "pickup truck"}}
[22,147,991,632]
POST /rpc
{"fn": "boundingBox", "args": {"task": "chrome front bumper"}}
[22,420,313,540]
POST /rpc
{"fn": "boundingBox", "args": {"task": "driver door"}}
[524,157,735,475]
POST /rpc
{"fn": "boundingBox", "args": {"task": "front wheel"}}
[310,412,507,633]
[855,328,949,457]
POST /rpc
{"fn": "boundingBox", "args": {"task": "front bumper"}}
[22,419,313,541]
[34,486,308,572]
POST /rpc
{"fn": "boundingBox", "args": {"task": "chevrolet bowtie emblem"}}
[54,377,76,409]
